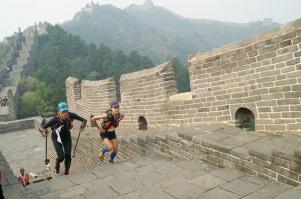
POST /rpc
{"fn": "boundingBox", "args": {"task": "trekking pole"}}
[73,120,87,158]
[40,118,50,171]
[72,129,81,158]
[45,133,50,171]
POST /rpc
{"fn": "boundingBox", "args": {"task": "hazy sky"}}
[0,0,300,41]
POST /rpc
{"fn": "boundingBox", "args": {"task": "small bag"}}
[101,121,112,130]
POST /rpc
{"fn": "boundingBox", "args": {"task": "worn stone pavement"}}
[2,151,301,199]
[0,129,45,176]
[2,125,301,198]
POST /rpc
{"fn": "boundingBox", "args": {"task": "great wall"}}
[0,28,38,122]
[1,18,301,198]
[66,18,301,135]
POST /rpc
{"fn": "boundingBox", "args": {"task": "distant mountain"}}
[62,1,279,63]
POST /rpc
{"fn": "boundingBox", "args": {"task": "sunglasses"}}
[112,106,119,109]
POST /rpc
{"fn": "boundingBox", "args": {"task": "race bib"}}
[55,126,64,143]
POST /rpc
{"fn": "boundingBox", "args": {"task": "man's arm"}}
[41,116,57,129]
[70,112,87,129]
[70,112,86,122]
[39,117,57,137]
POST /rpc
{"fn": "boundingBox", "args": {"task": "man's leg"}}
[63,139,72,175]
[110,139,118,163]
[52,138,65,174]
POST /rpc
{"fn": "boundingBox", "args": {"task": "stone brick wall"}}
[120,61,177,129]
[66,18,301,134]
[0,117,40,133]
[188,18,301,133]
[122,127,301,187]
[66,77,117,120]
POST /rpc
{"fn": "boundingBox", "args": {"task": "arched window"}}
[138,116,147,130]
[235,108,255,131]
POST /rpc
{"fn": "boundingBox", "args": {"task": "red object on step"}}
[18,169,30,186]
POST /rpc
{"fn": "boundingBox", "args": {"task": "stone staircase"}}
[3,125,301,198]
[3,152,301,199]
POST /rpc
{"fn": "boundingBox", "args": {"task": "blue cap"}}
[57,102,69,112]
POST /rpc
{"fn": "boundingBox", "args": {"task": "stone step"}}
[5,154,295,199]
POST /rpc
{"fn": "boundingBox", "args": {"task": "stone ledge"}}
[121,126,301,187]
[0,116,41,134]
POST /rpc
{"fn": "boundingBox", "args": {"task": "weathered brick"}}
[248,51,258,57]
[256,76,277,84]
[274,118,295,124]
[233,64,251,72]
[258,44,279,55]
[216,94,231,100]
[244,84,262,91]
[277,174,300,187]
[277,99,300,105]
[222,62,238,69]
[249,88,268,96]
[243,95,262,103]
[255,65,275,73]
[217,105,229,111]
[262,82,275,88]
[284,92,301,98]
[262,93,283,100]
[257,52,277,62]
[211,80,226,86]
[211,100,227,106]
[277,45,299,55]
[272,53,294,64]
[295,51,301,58]
[242,73,260,81]
[269,86,291,93]
[230,91,248,98]
[280,65,296,73]
[282,112,301,118]
[286,70,301,78]
[287,123,301,130]
[269,112,282,119]
[275,78,297,86]
[286,58,300,66]
[256,100,277,106]
[273,106,289,112]
[292,36,301,44]
[258,113,269,119]
[255,41,266,49]
[198,107,210,112]
[258,107,272,112]
[280,40,293,48]
[290,105,301,111]
[227,98,243,104]
[260,69,280,77]
[275,62,286,69]
[262,60,272,66]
